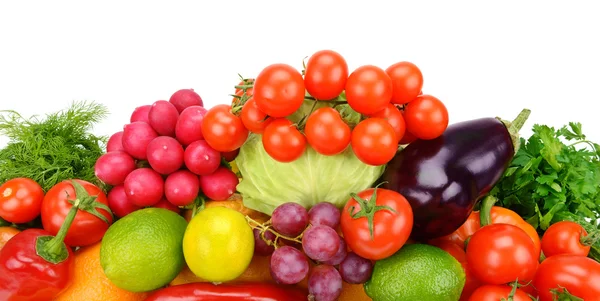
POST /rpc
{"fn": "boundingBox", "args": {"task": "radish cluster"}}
[94,88,240,218]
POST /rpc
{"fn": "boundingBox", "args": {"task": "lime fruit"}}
[99,208,187,292]
[183,206,254,282]
[364,243,466,301]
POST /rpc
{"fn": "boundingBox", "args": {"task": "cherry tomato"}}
[351,118,397,166]
[341,187,413,261]
[345,65,393,115]
[0,178,44,224]
[403,94,449,140]
[232,87,254,106]
[253,64,305,118]
[541,221,590,257]
[369,103,406,143]
[304,49,348,100]
[241,98,272,134]
[0,227,20,251]
[41,180,112,247]
[262,118,307,163]
[466,224,538,285]
[533,254,600,301]
[304,107,351,155]
[468,285,532,301]
[385,61,424,105]
[202,104,249,152]
[235,78,254,94]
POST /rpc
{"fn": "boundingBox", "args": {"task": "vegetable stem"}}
[245,216,304,246]
[479,195,498,227]
[348,183,397,240]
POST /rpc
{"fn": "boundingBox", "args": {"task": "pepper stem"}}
[479,195,498,227]
[497,108,531,154]
[43,198,81,257]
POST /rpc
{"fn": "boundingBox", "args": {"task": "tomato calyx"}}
[550,286,584,301]
[348,184,397,240]
[581,227,600,247]
[66,180,113,224]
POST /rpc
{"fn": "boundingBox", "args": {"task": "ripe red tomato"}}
[304,50,348,100]
[369,103,406,143]
[253,64,305,117]
[341,187,413,260]
[305,107,351,156]
[403,94,449,140]
[345,65,393,115]
[262,118,307,163]
[232,87,254,106]
[0,178,44,224]
[468,285,531,301]
[541,221,590,257]
[534,254,600,301]
[41,180,112,247]
[385,61,424,105]
[466,224,539,285]
[202,104,249,152]
[351,118,397,166]
[241,98,272,134]
[431,240,467,264]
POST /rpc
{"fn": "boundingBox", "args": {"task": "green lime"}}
[99,207,188,292]
[364,244,466,301]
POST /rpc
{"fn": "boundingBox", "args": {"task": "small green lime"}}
[364,244,466,301]
[99,208,188,292]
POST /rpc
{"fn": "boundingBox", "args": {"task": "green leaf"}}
[534,124,564,171]
[536,172,558,185]
[540,202,566,230]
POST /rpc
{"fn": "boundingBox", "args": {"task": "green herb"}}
[489,122,600,260]
[0,101,109,192]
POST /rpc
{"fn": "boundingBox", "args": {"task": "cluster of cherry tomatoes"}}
[201,49,449,166]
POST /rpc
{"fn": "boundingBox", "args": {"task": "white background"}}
[1,1,599,148]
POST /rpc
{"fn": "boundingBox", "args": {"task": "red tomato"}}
[468,285,531,301]
[232,87,254,106]
[304,49,348,100]
[432,240,467,263]
[533,254,600,301]
[385,61,424,105]
[253,64,305,118]
[341,187,413,260]
[466,224,538,285]
[202,104,249,152]
[369,103,406,143]
[235,78,255,95]
[304,107,351,156]
[241,98,272,134]
[345,65,393,115]
[262,119,307,163]
[541,221,590,257]
[403,94,449,140]
[41,180,112,247]
[351,118,397,166]
[461,263,484,301]
[0,178,44,224]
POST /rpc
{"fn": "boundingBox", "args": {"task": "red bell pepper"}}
[0,180,112,301]
[144,282,308,301]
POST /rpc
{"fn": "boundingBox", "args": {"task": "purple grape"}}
[308,265,343,301]
[272,202,309,237]
[308,202,341,228]
[270,246,309,284]
[302,225,340,262]
[323,236,347,265]
[253,228,276,256]
[339,252,374,284]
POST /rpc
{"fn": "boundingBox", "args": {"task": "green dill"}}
[0,101,109,192]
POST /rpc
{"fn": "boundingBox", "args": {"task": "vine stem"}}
[245,216,305,247]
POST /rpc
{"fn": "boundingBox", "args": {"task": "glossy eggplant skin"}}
[380,117,515,241]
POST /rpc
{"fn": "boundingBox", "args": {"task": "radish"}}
[123,167,164,206]
[94,151,137,185]
[107,185,142,218]
[222,148,240,162]
[107,131,125,152]
[199,166,239,201]
[184,140,221,175]
[169,88,203,113]
[122,121,159,160]
[130,105,152,123]
[164,170,200,206]
[153,198,182,214]
[148,100,179,136]
[146,136,185,175]
[175,105,207,146]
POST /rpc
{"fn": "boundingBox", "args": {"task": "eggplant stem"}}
[498,108,531,154]
[479,195,498,227]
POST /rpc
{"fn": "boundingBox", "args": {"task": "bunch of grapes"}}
[249,202,374,301]
[93,89,239,218]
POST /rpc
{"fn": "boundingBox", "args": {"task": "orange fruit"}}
[0,227,20,251]
[339,282,372,301]
[54,242,149,301]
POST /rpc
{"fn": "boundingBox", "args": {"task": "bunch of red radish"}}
[94,89,239,218]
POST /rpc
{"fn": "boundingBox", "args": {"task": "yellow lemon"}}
[182,206,254,282]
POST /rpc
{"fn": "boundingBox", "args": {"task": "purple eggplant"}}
[380,109,531,241]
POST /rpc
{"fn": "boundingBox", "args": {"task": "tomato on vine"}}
[351,118,397,166]
[241,98,272,134]
[304,107,351,156]
[253,64,305,118]
[385,61,423,105]
[202,104,249,152]
[304,49,348,101]
[262,118,307,163]
[345,65,393,115]
[541,221,595,257]
[404,94,449,140]
[369,103,406,143]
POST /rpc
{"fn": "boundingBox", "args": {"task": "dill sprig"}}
[0,101,110,192]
